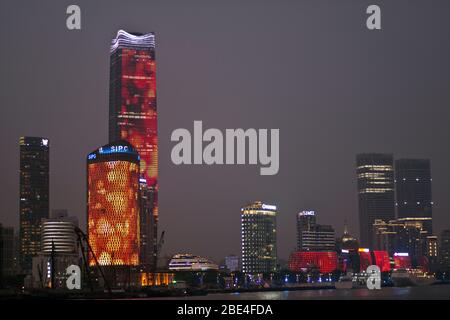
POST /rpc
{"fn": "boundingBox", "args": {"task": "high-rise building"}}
[372,217,432,266]
[0,224,15,278]
[139,178,157,270]
[356,153,395,248]
[395,159,433,233]
[87,141,141,266]
[109,30,158,270]
[296,210,335,252]
[241,201,277,274]
[19,136,49,273]
[441,230,450,269]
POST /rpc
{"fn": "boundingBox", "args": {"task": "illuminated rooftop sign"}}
[88,142,140,161]
[394,252,409,257]
[299,210,315,216]
[99,145,130,154]
[262,204,277,211]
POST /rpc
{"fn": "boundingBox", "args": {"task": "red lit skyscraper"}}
[109,30,158,268]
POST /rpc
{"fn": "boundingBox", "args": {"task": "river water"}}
[156,284,450,300]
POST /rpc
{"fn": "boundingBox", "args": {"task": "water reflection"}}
[158,284,450,300]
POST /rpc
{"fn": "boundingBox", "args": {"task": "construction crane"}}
[74,227,111,293]
[155,231,165,270]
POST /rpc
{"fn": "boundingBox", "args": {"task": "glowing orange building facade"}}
[87,141,140,266]
[109,30,158,268]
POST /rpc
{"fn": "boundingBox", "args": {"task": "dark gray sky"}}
[1,0,450,263]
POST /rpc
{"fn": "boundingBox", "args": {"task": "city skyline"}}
[2,1,450,264]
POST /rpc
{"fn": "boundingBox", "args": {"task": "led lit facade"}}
[372,250,391,272]
[19,136,49,273]
[288,251,337,274]
[393,253,412,269]
[0,224,15,277]
[241,202,277,274]
[87,141,140,266]
[109,30,158,268]
[356,153,395,248]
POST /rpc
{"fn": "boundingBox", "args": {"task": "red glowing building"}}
[87,141,141,266]
[109,30,158,268]
[373,250,391,272]
[288,251,338,274]
[393,253,412,269]
[357,249,391,272]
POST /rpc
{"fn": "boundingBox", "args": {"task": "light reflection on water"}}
[158,284,450,300]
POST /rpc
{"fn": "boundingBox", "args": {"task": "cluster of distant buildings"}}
[237,154,450,278]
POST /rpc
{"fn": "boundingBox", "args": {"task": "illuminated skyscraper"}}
[356,153,395,248]
[241,201,277,274]
[19,136,49,273]
[296,210,335,252]
[109,30,158,267]
[87,141,140,266]
[395,159,433,233]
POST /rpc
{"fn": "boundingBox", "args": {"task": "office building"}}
[19,136,50,273]
[139,178,157,270]
[441,230,450,269]
[356,153,395,248]
[109,30,158,270]
[395,159,433,233]
[372,217,432,266]
[296,210,335,251]
[87,141,141,266]
[241,201,277,274]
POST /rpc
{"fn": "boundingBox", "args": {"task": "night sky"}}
[1,0,450,263]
